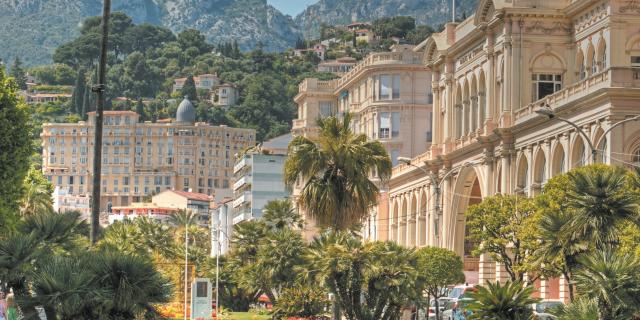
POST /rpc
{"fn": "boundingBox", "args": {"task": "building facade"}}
[317,57,358,75]
[108,202,178,225]
[232,152,290,224]
[52,186,91,220]
[212,83,239,108]
[293,45,434,238]
[41,99,256,212]
[173,74,221,92]
[382,0,640,301]
[211,198,234,257]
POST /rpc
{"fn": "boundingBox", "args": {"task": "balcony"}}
[292,119,307,130]
[233,210,252,224]
[233,175,252,191]
[233,157,247,174]
[335,51,425,88]
[297,78,337,94]
[233,191,252,208]
[515,67,640,123]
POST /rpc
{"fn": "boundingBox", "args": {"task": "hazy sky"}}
[267,0,317,16]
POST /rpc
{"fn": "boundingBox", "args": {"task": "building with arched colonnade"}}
[380,0,640,302]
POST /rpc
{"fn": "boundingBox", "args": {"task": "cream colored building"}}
[41,99,256,212]
[293,45,434,238]
[382,0,640,301]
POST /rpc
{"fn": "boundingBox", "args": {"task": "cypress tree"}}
[9,57,27,90]
[82,82,91,120]
[136,99,145,121]
[181,75,197,101]
[232,40,241,58]
[72,69,86,115]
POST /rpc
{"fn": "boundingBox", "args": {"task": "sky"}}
[267,0,317,16]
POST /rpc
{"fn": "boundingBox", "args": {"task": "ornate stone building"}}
[41,99,255,211]
[382,0,640,300]
[293,45,434,238]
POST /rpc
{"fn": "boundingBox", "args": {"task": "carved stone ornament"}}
[525,21,572,35]
[620,0,640,13]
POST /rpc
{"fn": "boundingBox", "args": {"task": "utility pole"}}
[90,0,111,245]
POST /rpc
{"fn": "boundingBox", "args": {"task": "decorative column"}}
[432,73,441,145]
[439,167,452,249]
[470,96,478,133]
[428,179,438,246]
[455,104,463,138]
[478,92,486,131]
[463,100,470,137]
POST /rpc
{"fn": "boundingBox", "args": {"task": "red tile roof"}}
[171,190,213,202]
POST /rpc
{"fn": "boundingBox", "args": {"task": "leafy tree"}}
[372,16,416,38]
[466,194,540,282]
[181,75,198,101]
[124,23,176,54]
[0,68,32,227]
[178,29,214,55]
[407,25,435,44]
[82,78,91,118]
[20,168,54,216]
[573,248,640,320]
[284,114,392,229]
[10,57,28,90]
[415,247,465,320]
[565,164,639,248]
[30,64,76,85]
[466,281,539,320]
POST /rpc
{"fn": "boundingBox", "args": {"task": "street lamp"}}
[536,106,640,163]
[397,157,479,245]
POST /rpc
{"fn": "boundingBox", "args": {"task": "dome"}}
[176,97,196,124]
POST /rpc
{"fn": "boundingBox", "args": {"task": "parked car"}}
[532,300,563,320]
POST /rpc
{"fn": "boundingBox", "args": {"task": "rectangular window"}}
[532,74,562,101]
[391,112,400,138]
[319,101,333,118]
[379,112,390,139]
[165,176,171,185]
[184,178,190,187]
[379,75,391,100]
[632,56,640,67]
[391,150,400,167]
[123,177,129,185]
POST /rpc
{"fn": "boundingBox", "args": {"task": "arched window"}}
[633,148,640,165]
[559,152,565,174]
[591,54,598,75]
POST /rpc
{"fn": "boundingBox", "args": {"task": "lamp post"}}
[397,157,480,246]
[535,106,640,163]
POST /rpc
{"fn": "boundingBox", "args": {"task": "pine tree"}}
[10,57,27,90]
[181,75,197,101]
[72,69,86,115]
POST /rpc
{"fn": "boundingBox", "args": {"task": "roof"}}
[170,190,213,202]
[262,133,292,152]
[87,111,138,115]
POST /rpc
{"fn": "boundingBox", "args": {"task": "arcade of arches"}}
[378,0,640,303]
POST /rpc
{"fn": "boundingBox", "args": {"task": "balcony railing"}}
[515,67,640,122]
[233,175,251,191]
[233,191,252,208]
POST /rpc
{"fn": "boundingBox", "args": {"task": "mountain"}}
[0,0,301,66]
[295,0,478,40]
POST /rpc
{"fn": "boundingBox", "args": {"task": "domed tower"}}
[176,97,196,124]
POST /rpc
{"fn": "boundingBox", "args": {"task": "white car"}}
[532,301,563,320]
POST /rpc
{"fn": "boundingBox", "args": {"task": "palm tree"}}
[304,231,416,320]
[20,182,54,215]
[466,281,540,320]
[284,114,392,229]
[572,248,640,320]
[553,297,599,320]
[168,209,198,229]
[262,199,304,230]
[534,209,586,301]
[22,255,106,320]
[92,249,173,319]
[20,210,87,248]
[566,165,639,247]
